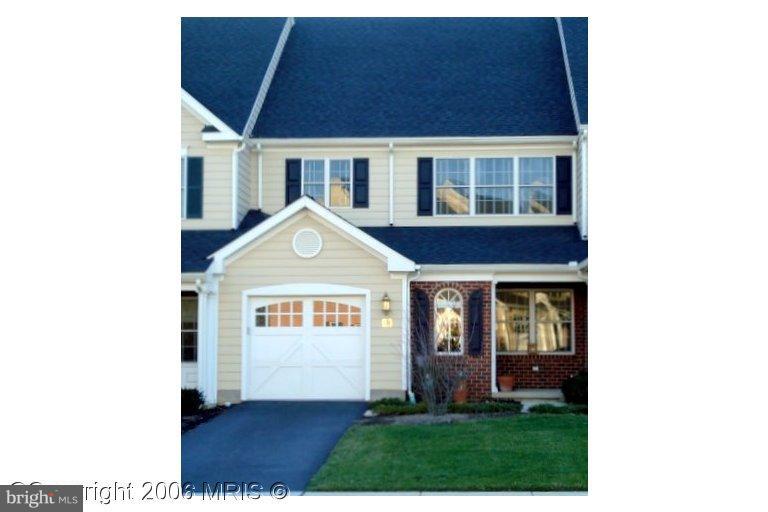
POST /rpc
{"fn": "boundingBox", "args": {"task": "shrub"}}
[369,397,408,408]
[561,370,588,404]
[449,401,522,414]
[181,388,204,415]
[528,403,587,415]
[372,402,428,415]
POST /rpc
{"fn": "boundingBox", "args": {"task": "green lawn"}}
[308,414,587,492]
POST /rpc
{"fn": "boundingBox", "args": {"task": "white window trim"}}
[300,158,354,209]
[433,156,557,217]
[434,288,464,356]
[495,288,575,356]
[181,148,189,219]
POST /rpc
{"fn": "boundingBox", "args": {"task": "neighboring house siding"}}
[216,212,404,400]
[258,147,391,225]
[181,105,235,230]
[253,143,576,227]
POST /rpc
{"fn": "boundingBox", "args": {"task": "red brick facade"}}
[410,281,492,400]
[410,281,587,399]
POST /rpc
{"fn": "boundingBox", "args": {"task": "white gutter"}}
[388,142,395,225]
[418,263,583,273]
[248,135,577,148]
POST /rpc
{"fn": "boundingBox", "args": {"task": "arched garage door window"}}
[254,301,303,327]
[313,300,361,327]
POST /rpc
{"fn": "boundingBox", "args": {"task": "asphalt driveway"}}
[181,401,367,495]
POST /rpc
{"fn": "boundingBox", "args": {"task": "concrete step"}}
[494,388,564,401]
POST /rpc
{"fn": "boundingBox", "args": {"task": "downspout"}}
[388,142,395,225]
[579,127,588,239]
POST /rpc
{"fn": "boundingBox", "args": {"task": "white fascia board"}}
[201,132,242,142]
[248,135,577,148]
[241,17,294,137]
[415,264,586,283]
[208,196,417,273]
[181,272,205,284]
[181,89,240,138]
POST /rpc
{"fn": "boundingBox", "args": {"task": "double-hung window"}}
[476,158,515,214]
[518,157,554,214]
[435,158,470,215]
[495,289,573,353]
[434,156,555,216]
[302,159,352,208]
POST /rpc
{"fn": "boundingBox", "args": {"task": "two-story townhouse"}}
[181,17,588,405]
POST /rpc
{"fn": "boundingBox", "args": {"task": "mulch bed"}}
[181,406,226,433]
[359,411,520,426]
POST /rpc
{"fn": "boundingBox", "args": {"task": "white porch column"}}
[491,280,498,393]
[197,275,220,406]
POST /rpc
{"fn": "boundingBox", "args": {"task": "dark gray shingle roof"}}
[362,225,587,265]
[181,17,286,133]
[182,212,587,272]
[254,17,577,138]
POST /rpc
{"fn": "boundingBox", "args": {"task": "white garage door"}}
[245,296,366,400]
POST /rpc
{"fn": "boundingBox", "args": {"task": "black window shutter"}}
[186,157,203,219]
[413,289,430,355]
[417,158,433,216]
[468,289,484,356]
[556,156,573,215]
[353,158,369,208]
[285,159,302,206]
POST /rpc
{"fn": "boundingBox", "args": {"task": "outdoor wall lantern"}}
[381,293,391,313]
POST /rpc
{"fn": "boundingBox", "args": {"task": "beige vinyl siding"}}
[236,148,251,223]
[258,147,391,226]
[217,212,404,398]
[181,105,235,230]
[253,143,577,227]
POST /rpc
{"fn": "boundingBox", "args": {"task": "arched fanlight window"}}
[434,289,463,354]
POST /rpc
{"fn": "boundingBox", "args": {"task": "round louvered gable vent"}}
[292,229,323,258]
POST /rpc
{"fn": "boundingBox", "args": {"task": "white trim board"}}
[208,196,418,274]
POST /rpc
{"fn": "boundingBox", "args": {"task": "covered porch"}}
[492,280,587,402]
